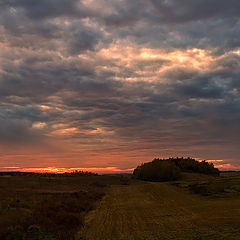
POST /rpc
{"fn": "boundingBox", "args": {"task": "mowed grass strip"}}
[82,181,240,240]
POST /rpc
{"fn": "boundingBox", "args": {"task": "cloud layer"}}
[0,0,240,171]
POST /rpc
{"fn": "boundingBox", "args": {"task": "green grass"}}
[82,180,240,240]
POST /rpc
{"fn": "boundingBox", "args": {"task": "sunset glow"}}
[0,166,135,174]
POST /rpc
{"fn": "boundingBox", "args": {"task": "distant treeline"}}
[62,170,98,176]
[0,172,39,176]
[0,171,98,177]
[133,157,219,182]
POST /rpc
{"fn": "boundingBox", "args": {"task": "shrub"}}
[168,157,219,175]
[133,157,219,182]
[133,160,181,182]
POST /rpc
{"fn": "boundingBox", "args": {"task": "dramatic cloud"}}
[0,0,240,172]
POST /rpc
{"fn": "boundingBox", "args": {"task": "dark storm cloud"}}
[0,53,95,101]
[0,0,84,20]
[149,0,240,23]
[0,8,61,38]
[102,0,146,27]
[0,104,48,144]
[176,76,226,99]
[0,104,44,122]
[1,52,239,137]
[66,24,102,55]
[95,0,240,52]
[1,0,240,52]
[0,119,39,143]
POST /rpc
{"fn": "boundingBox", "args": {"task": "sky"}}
[0,0,240,173]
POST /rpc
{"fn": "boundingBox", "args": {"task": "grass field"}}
[0,174,116,240]
[82,179,240,240]
[1,173,240,240]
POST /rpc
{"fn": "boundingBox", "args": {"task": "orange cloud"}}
[214,163,240,171]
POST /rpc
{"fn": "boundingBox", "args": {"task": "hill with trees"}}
[133,157,219,182]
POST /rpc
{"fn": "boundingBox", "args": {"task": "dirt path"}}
[82,182,240,240]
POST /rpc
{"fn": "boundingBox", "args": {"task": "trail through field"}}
[82,182,240,240]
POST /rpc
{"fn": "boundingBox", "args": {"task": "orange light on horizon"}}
[1,166,135,174]
[1,162,240,174]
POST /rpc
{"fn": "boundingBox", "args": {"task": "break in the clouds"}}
[0,0,240,172]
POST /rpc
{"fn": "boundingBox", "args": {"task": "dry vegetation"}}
[174,171,240,197]
[1,172,240,240]
[0,173,122,240]
[83,173,240,240]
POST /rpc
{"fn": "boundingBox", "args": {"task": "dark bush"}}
[133,160,181,182]
[168,157,219,175]
[133,157,219,182]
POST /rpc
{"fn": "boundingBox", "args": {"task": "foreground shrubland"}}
[0,174,123,240]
